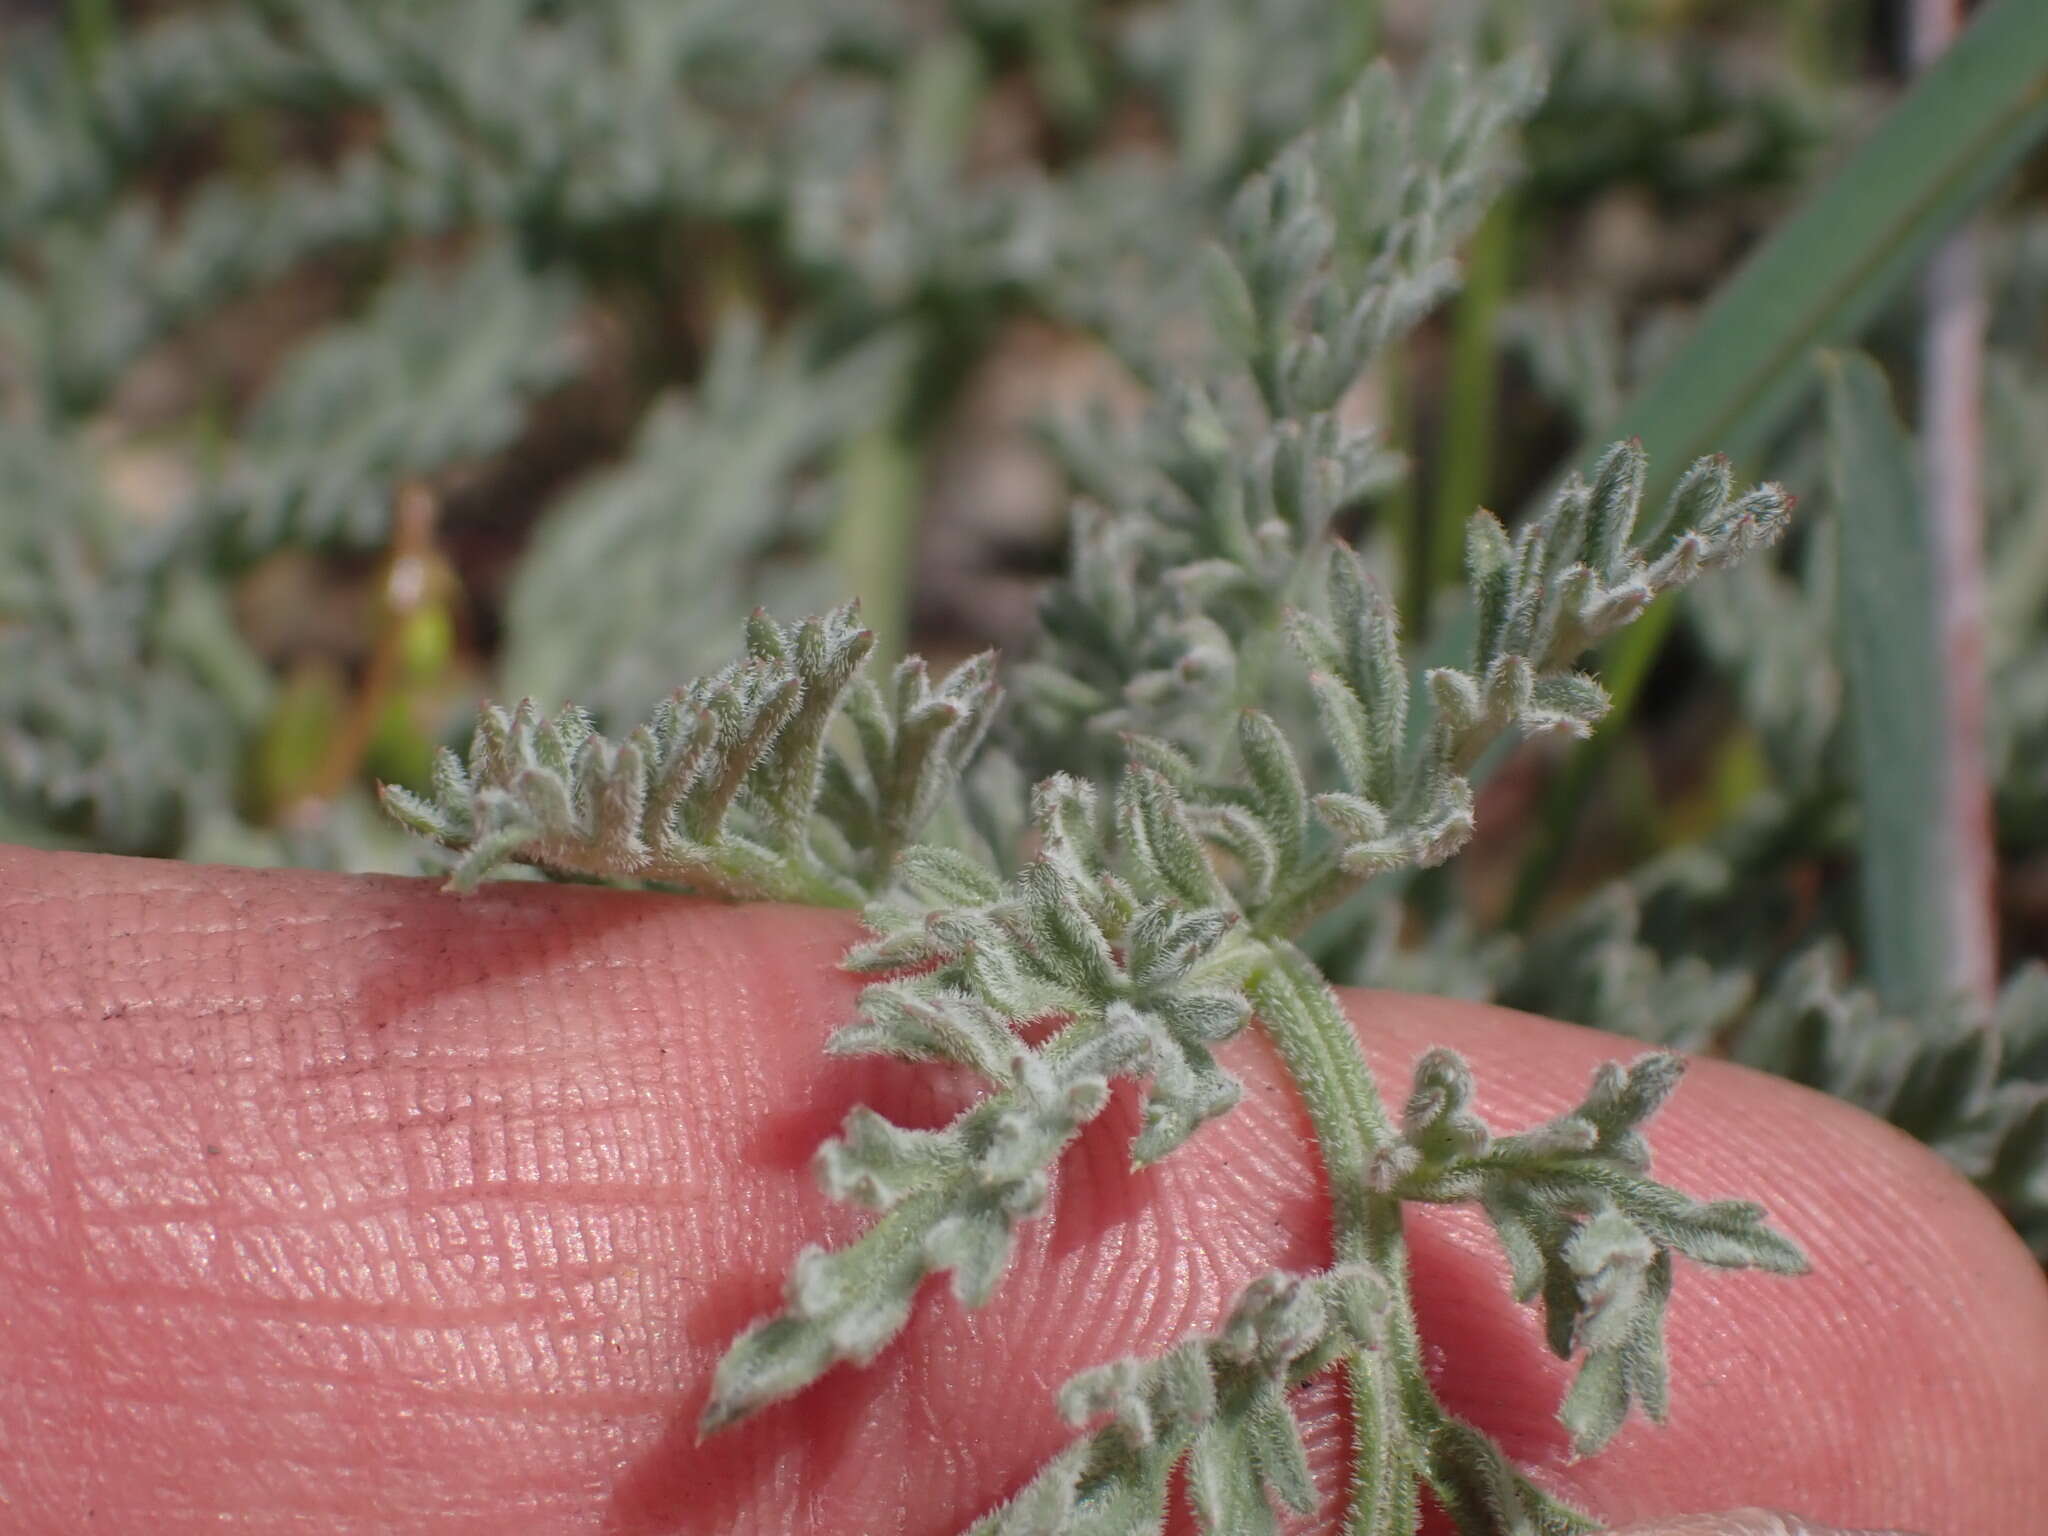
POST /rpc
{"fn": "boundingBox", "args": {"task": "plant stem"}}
[830,425,921,671]
[1909,0,2000,1007]
[1251,944,1422,1534]
[301,484,452,814]
[1251,942,1603,1533]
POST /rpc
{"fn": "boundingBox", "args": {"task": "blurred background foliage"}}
[2,0,2045,1254]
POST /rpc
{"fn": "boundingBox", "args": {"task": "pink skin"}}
[0,846,2042,1534]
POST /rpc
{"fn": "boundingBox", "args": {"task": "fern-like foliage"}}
[0,0,1134,421]
[678,441,1805,1528]
[1473,848,2048,1261]
[1494,872,1760,1050]
[497,318,916,724]
[0,422,261,854]
[0,1,894,412]
[702,769,1263,1432]
[1729,951,2048,1259]
[967,1267,1387,1536]
[356,27,1832,1536]
[366,96,1809,1493]
[1015,57,1543,776]
[958,1042,1804,1535]
[1058,441,1790,950]
[1508,0,1829,211]
[381,603,998,902]
[1388,1050,1806,1453]
[211,246,581,557]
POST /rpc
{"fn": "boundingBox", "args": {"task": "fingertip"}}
[1610,1513,1923,1536]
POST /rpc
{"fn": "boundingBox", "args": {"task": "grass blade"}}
[1609,0,2048,503]
[1508,0,2048,924]
[1823,351,1948,1014]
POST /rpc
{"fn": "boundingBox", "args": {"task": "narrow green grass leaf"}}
[1613,0,2048,503]
[1824,351,1947,1015]
[1510,0,2048,924]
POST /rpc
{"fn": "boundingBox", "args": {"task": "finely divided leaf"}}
[1393,1052,1807,1455]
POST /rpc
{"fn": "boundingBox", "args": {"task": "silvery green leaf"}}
[1696,487,1794,568]
[1303,662,1380,800]
[1482,652,1538,733]
[1402,774,1476,868]
[1583,439,1649,580]
[1401,1047,1491,1166]
[1531,482,1595,620]
[1153,989,1253,1045]
[1184,1397,1304,1536]
[1523,673,1611,738]
[444,822,540,892]
[213,245,579,557]
[1117,767,1231,911]
[1427,666,1484,749]
[1565,1205,1659,1355]
[968,1270,1351,1536]
[1105,1001,1246,1168]
[1020,860,1122,999]
[1119,731,1203,793]
[1426,1419,1601,1536]
[1328,547,1408,803]
[815,1106,958,1211]
[1396,1053,1805,1458]
[1015,54,1537,772]
[389,604,953,905]
[1644,452,1736,553]
[833,649,1004,879]
[747,606,875,850]
[1032,774,1105,875]
[378,781,464,844]
[894,843,1006,907]
[700,1240,920,1436]
[1237,711,1308,872]
[1718,953,2048,1258]
[964,1433,1176,1536]
[1199,243,1260,361]
[1467,511,1518,667]
[925,1208,1028,1311]
[708,747,1261,1434]
[428,743,473,815]
[704,1033,1119,1433]
[1313,790,1389,844]
[689,664,803,839]
[1558,1230,1672,1456]
[826,984,1020,1082]
[964,939,1083,1025]
[1192,802,1279,909]
[1061,1341,1218,1446]
[1123,904,1238,991]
